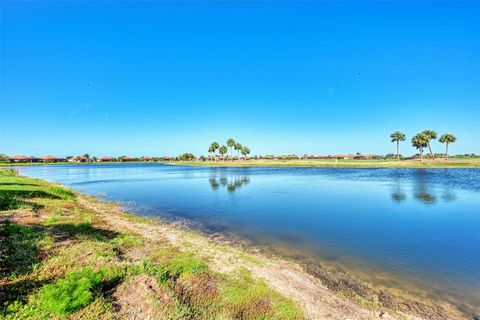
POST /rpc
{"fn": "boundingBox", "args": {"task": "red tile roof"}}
[9,155,33,160]
[41,155,61,160]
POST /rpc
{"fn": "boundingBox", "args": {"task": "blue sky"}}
[1,1,479,157]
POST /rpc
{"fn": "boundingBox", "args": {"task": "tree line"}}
[208,138,251,161]
[390,130,456,162]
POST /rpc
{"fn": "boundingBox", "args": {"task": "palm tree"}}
[219,145,228,162]
[439,134,456,161]
[209,142,219,161]
[227,138,236,160]
[411,133,429,162]
[241,146,250,160]
[235,142,243,159]
[421,130,437,160]
[390,131,406,161]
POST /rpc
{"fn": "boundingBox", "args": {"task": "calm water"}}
[16,164,480,306]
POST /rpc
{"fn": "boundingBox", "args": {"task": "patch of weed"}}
[36,268,104,314]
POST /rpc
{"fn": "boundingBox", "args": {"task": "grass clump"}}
[222,269,303,319]
[163,253,209,279]
[36,268,104,315]
[0,221,45,278]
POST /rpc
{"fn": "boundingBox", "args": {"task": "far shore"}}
[3,158,480,168]
[168,158,480,168]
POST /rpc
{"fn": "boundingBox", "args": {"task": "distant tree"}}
[390,131,406,161]
[0,154,10,163]
[178,153,196,161]
[235,142,243,159]
[439,134,457,161]
[241,146,250,160]
[227,139,236,159]
[209,142,219,161]
[411,133,429,162]
[421,130,437,160]
[219,145,228,161]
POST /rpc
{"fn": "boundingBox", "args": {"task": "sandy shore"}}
[76,193,468,320]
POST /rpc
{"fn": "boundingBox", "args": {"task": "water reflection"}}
[391,192,407,202]
[390,169,457,205]
[209,175,250,192]
[441,189,456,203]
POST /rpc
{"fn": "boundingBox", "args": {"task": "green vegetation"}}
[411,132,429,162]
[390,131,406,161]
[421,130,438,160]
[37,268,105,314]
[178,153,196,161]
[208,141,220,161]
[0,169,302,319]
[439,133,457,160]
[169,157,480,168]
[208,138,251,162]
[219,145,228,161]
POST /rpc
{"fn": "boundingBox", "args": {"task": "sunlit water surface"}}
[16,164,480,308]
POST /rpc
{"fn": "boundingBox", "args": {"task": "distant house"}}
[353,154,376,159]
[328,154,349,159]
[161,156,173,161]
[40,155,65,162]
[120,156,135,162]
[98,157,113,162]
[141,156,153,162]
[68,156,88,162]
[9,155,36,163]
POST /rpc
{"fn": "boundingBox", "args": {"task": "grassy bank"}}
[3,157,480,168]
[0,169,301,319]
[0,169,472,319]
[168,158,480,168]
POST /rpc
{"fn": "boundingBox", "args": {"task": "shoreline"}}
[1,170,474,319]
[72,193,471,320]
[3,158,480,168]
[166,158,480,168]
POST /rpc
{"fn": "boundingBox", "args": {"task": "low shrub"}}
[37,268,104,314]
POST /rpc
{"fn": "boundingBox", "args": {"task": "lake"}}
[16,164,480,308]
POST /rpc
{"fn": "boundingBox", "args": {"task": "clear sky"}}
[1,1,479,157]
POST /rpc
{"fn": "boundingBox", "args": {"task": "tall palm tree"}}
[219,145,228,162]
[209,142,219,161]
[439,134,456,161]
[421,130,437,160]
[411,133,429,162]
[241,146,250,160]
[390,131,406,161]
[235,142,243,159]
[226,139,236,160]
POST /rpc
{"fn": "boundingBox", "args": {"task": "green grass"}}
[0,170,303,319]
[36,268,105,315]
[0,172,74,210]
[0,222,46,279]
[168,157,480,168]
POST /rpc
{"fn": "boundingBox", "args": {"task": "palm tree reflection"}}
[209,175,250,192]
[412,170,437,204]
[390,169,457,205]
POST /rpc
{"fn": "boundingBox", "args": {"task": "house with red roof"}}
[9,155,36,163]
[40,155,65,162]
